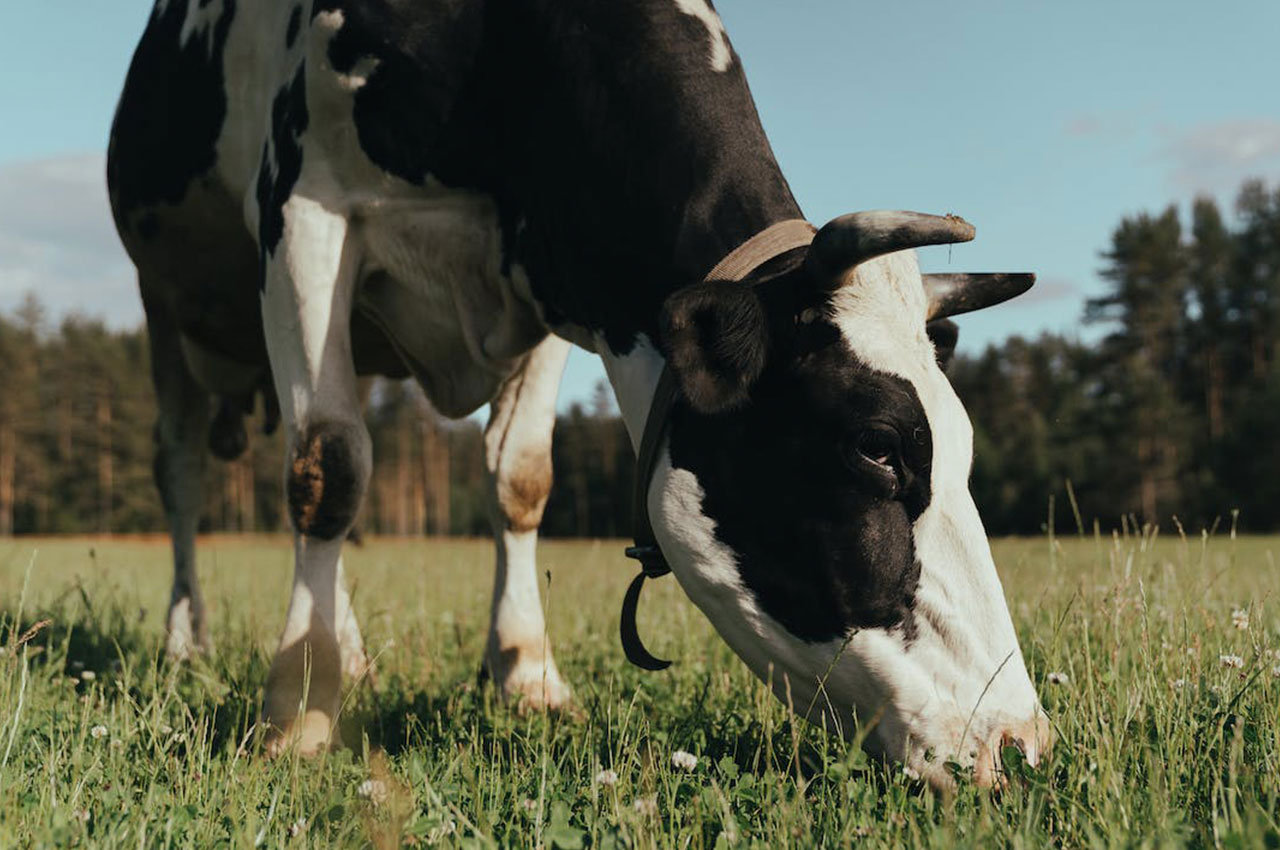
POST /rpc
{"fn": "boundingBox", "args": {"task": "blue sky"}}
[2,1,1278,410]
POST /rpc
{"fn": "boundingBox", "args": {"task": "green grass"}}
[0,530,1277,848]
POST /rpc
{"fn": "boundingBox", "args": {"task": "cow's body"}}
[111,0,1050,785]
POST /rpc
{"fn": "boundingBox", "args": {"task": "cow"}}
[108,0,1050,788]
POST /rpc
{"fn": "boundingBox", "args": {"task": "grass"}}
[0,529,1277,848]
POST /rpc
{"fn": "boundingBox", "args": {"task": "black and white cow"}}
[108,0,1049,786]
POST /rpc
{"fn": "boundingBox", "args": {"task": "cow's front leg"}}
[483,336,572,710]
[259,197,369,756]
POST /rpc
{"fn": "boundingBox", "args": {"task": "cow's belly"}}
[352,190,548,418]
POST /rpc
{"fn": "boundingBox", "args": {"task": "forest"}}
[0,179,1275,538]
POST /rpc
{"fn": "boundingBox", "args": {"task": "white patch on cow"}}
[673,0,733,72]
[312,9,344,30]
[599,335,667,452]
[177,0,227,56]
[313,9,380,91]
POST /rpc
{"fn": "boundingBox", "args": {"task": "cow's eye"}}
[841,426,903,494]
[857,427,900,468]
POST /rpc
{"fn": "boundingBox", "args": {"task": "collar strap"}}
[621,218,817,670]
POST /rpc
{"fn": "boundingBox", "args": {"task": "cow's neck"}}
[496,1,802,441]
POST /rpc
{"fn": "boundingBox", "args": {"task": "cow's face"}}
[655,212,1049,788]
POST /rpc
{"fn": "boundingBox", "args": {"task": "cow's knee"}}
[287,422,368,540]
[496,451,552,533]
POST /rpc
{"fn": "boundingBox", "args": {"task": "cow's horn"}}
[806,211,976,285]
[923,273,1037,320]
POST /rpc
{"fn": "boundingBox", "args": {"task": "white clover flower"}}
[632,796,658,817]
[1231,609,1249,630]
[671,750,698,772]
[1171,678,1187,690]
[427,820,458,842]
[901,765,921,781]
[593,768,619,787]
[1272,665,1280,680]
[90,725,108,740]
[288,817,307,838]
[70,661,85,672]
[357,779,388,806]
[1047,671,1070,685]
[80,670,96,682]
[1220,654,1244,669]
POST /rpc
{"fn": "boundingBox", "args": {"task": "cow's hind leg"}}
[259,198,370,756]
[483,335,572,709]
[143,289,213,660]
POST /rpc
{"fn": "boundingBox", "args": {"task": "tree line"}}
[0,178,1274,538]
[949,178,1280,533]
[0,295,634,539]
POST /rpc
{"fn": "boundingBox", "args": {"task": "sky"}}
[2,1,1279,411]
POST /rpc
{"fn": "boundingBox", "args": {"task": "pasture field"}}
[0,531,1277,848]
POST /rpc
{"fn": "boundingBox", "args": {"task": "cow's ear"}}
[927,318,959,370]
[660,281,769,414]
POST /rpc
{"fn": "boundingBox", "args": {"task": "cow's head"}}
[653,211,1050,788]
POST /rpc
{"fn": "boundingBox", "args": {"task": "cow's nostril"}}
[1003,734,1027,755]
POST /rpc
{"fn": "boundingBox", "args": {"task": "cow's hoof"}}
[261,627,345,757]
[263,711,342,758]
[500,663,573,712]
[165,603,211,661]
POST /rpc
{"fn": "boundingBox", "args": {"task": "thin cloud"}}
[1063,110,1147,140]
[1163,118,1280,194]
[0,153,141,328]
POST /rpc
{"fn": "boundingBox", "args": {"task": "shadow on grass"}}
[1,598,273,759]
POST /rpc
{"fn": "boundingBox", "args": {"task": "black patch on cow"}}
[285,5,302,47]
[108,0,237,224]
[256,63,309,288]
[666,280,931,643]
[483,1,800,354]
[312,0,486,187]
[287,424,362,540]
[136,213,159,241]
